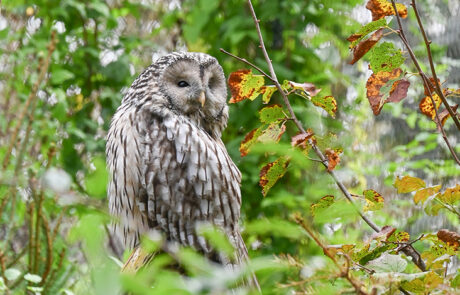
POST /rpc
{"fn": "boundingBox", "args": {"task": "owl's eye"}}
[177,81,189,87]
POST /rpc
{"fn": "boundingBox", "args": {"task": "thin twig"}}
[294,214,369,295]
[390,0,460,166]
[219,48,275,83]
[410,0,460,131]
[2,31,56,170]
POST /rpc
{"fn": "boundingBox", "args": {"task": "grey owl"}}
[106,52,259,288]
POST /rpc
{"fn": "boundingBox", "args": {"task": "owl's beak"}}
[198,91,206,108]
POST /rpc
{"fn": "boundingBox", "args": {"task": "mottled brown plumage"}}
[106,52,258,288]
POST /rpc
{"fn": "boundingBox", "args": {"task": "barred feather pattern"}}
[106,53,254,274]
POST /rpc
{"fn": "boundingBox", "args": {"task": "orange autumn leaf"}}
[325,148,341,171]
[350,29,383,65]
[366,68,410,115]
[366,0,408,21]
[419,94,442,120]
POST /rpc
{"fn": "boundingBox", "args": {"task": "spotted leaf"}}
[366,0,407,21]
[363,189,384,211]
[228,69,265,103]
[259,156,290,197]
[394,175,426,194]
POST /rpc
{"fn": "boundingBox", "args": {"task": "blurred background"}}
[0,0,458,294]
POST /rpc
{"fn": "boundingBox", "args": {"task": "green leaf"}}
[24,273,42,284]
[348,18,388,48]
[262,85,277,104]
[313,200,358,223]
[259,156,290,197]
[310,195,335,217]
[259,105,286,124]
[363,189,384,211]
[228,69,265,103]
[451,272,460,288]
[88,2,110,17]
[5,269,21,281]
[311,95,337,118]
[366,253,407,273]
[84,157,108,198]
[246,218,303,239]
[51,68,75,85]
[370,42,405,73]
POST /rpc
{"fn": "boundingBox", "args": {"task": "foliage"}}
[0,0,459,294]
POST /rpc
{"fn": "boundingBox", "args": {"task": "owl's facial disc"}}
[161,56,227,121]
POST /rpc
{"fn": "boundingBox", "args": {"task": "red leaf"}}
[325,148,341,171]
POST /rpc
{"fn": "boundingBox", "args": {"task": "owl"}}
[106,52,259,289]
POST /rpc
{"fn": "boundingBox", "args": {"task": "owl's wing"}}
[141,114,244,259]
[106,106,150,249]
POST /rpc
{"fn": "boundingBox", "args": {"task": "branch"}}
[390,0,460,166]
[410,0,460,131]
[245,0,380,232]
[294,215,370,295]
[240,0,427,273]
[220,48,275,83]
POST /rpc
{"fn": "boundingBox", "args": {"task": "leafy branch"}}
[221,0,427,277]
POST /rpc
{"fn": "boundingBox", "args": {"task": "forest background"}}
[0,0,459,294]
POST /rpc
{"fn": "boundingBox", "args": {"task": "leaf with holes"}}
[363,189,384,211]
[369,42,404,72]
[259,156,290,196]
[366,68,410,115]
[348,18,388,48]
[419,94,442,120]
[311,95,337,118]
[366,0,407,21]
[350,29,383,65]
[413,185,441,204]
[228,69,265,103]
[310,195,335,217]
[259,104,286,124]
[394,175,426,193]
